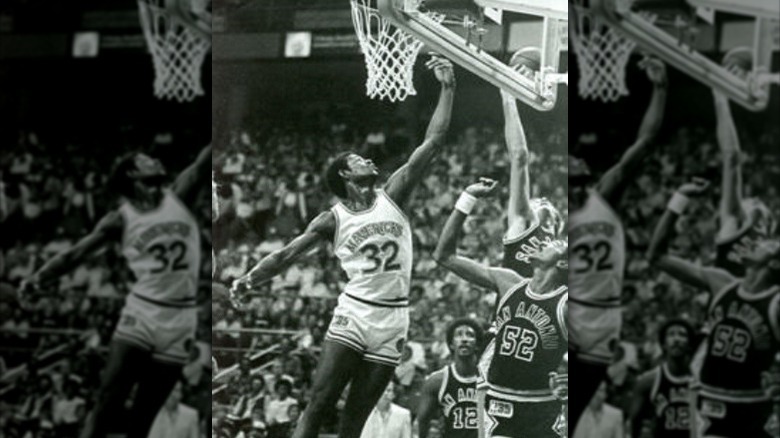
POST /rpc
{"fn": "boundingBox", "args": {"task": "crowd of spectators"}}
[212,114,567,437]
[0,129,213,438]
[574,120,780,435]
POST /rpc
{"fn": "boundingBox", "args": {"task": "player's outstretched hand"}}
[638,56,667,87]
[18,277,40,311]
[426,55,455,88]
[678,177,710,197]
[229,277,249,310]
[465,177,498,198]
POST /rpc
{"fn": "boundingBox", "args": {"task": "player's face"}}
[663,325,690,358]
[450,325,478,357]
[530,244,567,272]
[346,154,379,178]
[537,206,562,237]
[134,175,165,205]
[130,154,166,205]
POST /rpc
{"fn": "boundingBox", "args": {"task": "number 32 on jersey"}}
[572,240,614,274]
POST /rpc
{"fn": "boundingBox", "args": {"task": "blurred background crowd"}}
[0,128,213,438]
[211,104,568,437]
[571,71,780,435]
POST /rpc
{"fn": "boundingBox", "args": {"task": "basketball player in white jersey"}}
[230,56,455,438]
[417,318,484,438]
[19,145,211,438]
[569,57,668,428]
[712,90,775,276]
[647,178,780,438]
[433,178,568,438]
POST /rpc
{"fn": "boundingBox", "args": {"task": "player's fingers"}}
[424,59,441,69]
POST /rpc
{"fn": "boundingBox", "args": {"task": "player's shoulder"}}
[307,210,337,234]
[702,266,738,293]
[424,367,447,388]
[490,268,527,294]
[635,367,659,390]
[97,210,124,232]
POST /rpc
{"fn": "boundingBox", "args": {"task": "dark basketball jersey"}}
[648,364,691,438]
[502,221,557,278]
[437,364,478,438]
[699,282,780,400]
[715,218,770,276]
[488,280,567,400]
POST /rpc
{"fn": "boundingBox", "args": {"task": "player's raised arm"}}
[713,91,744,239]
[647,179,734,291]
[172,144,212,205]
[416,371,443,438]
[501,90,534,234]
[597,58,667,205]
[21,211,123,302]
[385,56,455,209]
[432,179,520,292]
[231,211,335,296]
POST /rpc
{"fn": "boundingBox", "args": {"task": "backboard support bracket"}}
[593,0,776,111]
[378,0,567,111]
[474,0,567,21]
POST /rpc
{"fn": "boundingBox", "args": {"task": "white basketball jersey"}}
[331,190,412,306]
[119,189,201,306]
[568,190,625,364]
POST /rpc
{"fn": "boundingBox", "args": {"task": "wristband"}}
[455,192,477,215]
[667,192,690,215]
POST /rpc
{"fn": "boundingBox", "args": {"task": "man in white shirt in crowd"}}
[147,382,199,438]
[265,378,299,426]
[573,382,624,438]
[52,379,85,436]
[359,381,411,438]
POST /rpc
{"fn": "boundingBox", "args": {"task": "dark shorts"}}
[693,393,776,438]
[483,393,563,437]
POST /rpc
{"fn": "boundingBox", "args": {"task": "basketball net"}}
[570,3,642,102]
[138,0,211,102]
[351,0,444,102]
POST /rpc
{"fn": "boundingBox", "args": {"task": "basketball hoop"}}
[138,0,211,102]
[350,0,444,102]
[570,0,647,102]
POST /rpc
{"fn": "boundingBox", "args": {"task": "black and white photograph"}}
[0,1,213,437]
[211,0,568,437]
[568,0,780,437]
